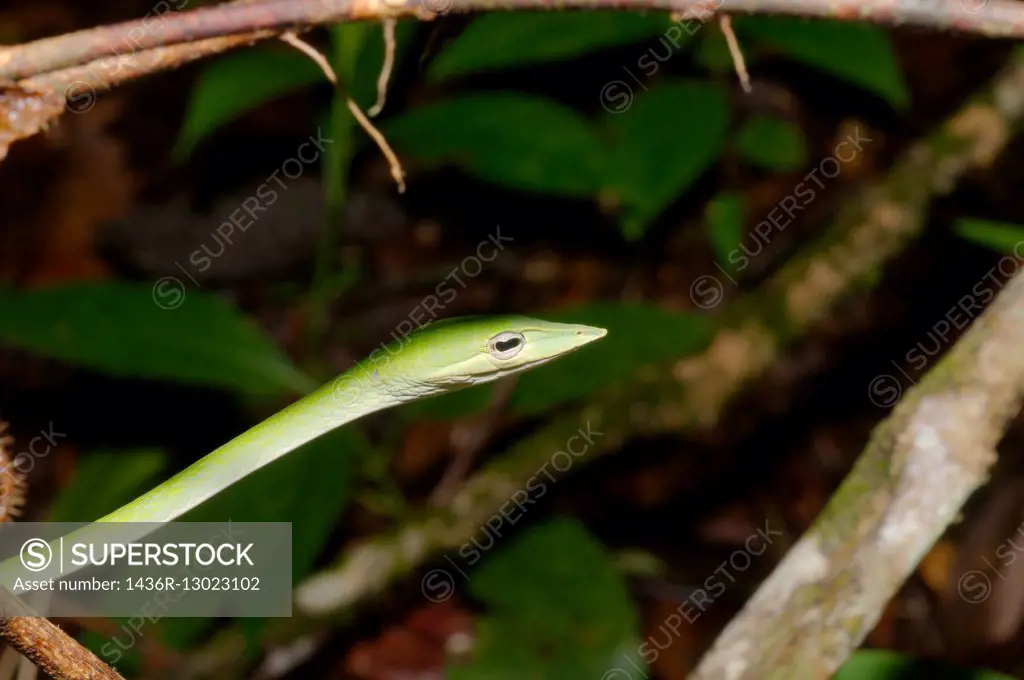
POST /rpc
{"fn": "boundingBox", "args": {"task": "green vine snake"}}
[3,316,607,582]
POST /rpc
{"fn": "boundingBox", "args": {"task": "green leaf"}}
[604,81,731,240]
[49,449,166,522]
[383,93,607,196]
[705,193,745,269]
[429,11,673,82]
[954,218,1024,254]
[737,16,909,110]
[735,114,807,171]
[414,303,714,419]
[835,650,1019,680]
[0,283,314,396]
[162,426,370,649]
[174,48,328,159]
[447,517,644,680]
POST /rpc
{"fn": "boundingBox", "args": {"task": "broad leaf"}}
[604,80,731,240]
[735,114,807,171]
[0,283,314,396]
[382,92,607,196]
[954,218,1024,254]
[737,16,909,110]
[414,303,713,419]
[429,11,673,82]
[174,48,328,158]
[446,517,644,680]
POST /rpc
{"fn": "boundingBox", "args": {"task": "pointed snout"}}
[575,325,608,341]
[518,319,608,360]
[566,323,608,350]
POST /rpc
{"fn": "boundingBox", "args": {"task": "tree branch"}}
[0,0,359,82]
[3,0,1023,86]
[0,590,124,680]
[691,241,1024,680]
[0,0,1020,158]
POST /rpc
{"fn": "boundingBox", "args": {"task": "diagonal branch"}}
[691,251,1024,680]
[0,590,124,680]
[3,0,1024,85]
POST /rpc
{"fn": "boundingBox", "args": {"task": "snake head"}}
[404,316,608,386]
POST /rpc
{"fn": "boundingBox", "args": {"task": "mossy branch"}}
[691,238,1024,679]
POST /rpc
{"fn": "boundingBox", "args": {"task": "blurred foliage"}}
[174,22,417,158]
[173,48,327,159]
[694,28,737,74]
[954,218,1024,254]
[383,92,608,197]
[172,13,906,242]
[605,81,731,240]
[734,114,808,171]
[426,11,676,81]
[835,651,1018,680]
[0,283,314,396]
[446,518,645,680]
[704,192,745,268]
[732,16,910,109]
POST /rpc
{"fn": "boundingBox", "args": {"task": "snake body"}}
[7,316,606,582]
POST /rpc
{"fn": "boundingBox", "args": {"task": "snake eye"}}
[488,331,526,360]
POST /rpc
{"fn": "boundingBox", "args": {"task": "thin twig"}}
[280,31,337,84]
[719,14,751,93]
[368,19,397,117]
[345,96,406,193]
